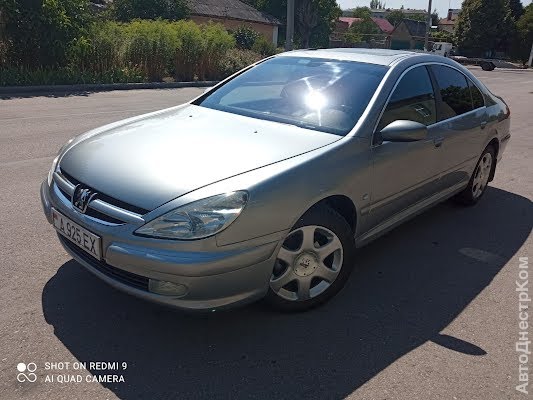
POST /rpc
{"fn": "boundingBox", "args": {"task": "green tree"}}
[508,0,524,21]
[431,29,455,45]
[514,3,533,63]
[308,0,341,48]
[455,0,516,57]
[0,0,92,67]
[406,11,439,26]
[232,25,260,50]
[244,0,340,48]
[296,0,318,48]
[387,10,405,27]
[352,6,371,18]
[112,0,188,22]
[370,0,385,9]
[350,6,380,42]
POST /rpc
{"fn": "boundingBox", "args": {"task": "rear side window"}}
[431,65,472,120]
[377,65,436,131]
[469,79,485,109]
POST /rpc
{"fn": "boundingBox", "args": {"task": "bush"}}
[252,36,277,56]
[0,17,256,85]
[172,20,205,81]
[232,25,260,50]
[198,23,236,80]
[1,0,92,68]
[219,49,262,78]
[172,20,235,81]
[124,19,179,81]
[68,20,175,82]
[68,21,128,76]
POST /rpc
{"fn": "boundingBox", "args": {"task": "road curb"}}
[0,81,219,96]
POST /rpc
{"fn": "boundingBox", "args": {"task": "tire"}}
[265,204,355,312]
[481,61,495,71]
[454,145,496,206]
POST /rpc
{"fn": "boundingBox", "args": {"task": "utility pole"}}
[528,42,533,68]
[285,0,295,51]
[424,0,433,51]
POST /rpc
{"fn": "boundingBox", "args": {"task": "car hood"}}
[59,105,340,211]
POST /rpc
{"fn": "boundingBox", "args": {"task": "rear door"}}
[369,65,442,225]
[428,64,488,191]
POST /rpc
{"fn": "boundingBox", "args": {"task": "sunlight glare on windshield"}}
[305,90,327,110]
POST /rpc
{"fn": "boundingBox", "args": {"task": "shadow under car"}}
[42,187,532,399]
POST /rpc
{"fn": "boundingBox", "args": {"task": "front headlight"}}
[47,156,59,186]
[135,191,248,240]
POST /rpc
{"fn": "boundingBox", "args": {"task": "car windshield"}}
[195,56,388,136]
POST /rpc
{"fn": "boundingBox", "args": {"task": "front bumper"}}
[40,180,283,311]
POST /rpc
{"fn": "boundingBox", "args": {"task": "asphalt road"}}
[0,67,532,400]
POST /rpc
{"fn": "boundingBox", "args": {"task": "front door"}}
[369,65,442,226]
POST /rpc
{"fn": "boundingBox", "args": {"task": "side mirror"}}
[379,120,428,142]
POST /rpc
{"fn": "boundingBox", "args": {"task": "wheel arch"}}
[486,137,500,181]
[303,195,357,234]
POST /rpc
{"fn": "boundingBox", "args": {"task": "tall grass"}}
[196,22,235,80]
[125,20,178,81]
[71,20,237,82]
[1,19,264,86]
[68,21,131,77]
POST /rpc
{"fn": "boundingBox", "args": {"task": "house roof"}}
[338,17,362,28]
[438,18,457,26]
[372,17,394,33]
[401,18,427,38]
[188,0,280,25]
[338,17,394,34]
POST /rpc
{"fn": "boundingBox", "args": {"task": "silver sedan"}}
[40,49,511,311]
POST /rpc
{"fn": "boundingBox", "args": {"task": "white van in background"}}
[431,42,453,57]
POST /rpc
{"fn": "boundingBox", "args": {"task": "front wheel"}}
[265,205,355,312]
[454,146,495,205]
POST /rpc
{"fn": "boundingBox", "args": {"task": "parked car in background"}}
[41,49,511,312]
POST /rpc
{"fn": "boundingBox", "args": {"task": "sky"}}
[336,0,533,19]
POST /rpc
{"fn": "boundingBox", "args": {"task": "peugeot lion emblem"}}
[72,185,97,213]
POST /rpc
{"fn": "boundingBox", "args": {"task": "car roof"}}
[277,48,424,66]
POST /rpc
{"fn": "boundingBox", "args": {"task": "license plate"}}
[52,208,102,260]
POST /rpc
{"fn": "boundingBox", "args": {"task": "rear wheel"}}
[265,205,355,312]
[454,146,495,205]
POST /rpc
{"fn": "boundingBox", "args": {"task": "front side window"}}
[377,65,436,131]
[431,65,473,120]
[195,57,388,136]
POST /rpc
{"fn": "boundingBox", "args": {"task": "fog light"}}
[148,279,188,296]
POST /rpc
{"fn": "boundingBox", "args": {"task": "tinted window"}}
[469,79,485,109]
[431,65,472,120]
[377,66,436,131]
[196,57,388,136]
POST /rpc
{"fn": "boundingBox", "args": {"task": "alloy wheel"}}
[270,225,343,301]
[472,152,493,199]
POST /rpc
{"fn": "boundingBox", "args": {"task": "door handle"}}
[434,137,444,148]
[480,121,487,129]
